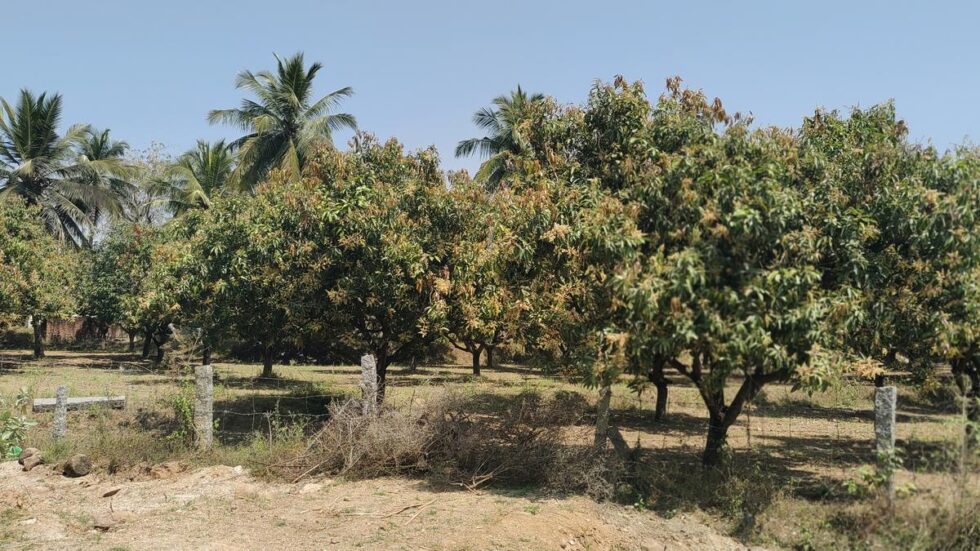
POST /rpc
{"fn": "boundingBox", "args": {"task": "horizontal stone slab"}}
[32,396,126,413]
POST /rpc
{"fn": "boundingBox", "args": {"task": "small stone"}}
[17,448,39,466]
[63,454,92,477]
[19,518,36,525]
[92,515,115,531]
[21,455,43,472]
[299,483,323,495]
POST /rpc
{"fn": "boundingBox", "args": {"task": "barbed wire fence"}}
[3,347,974,500]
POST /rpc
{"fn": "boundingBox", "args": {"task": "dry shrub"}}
[851,489,980,550]
[425,390,591,489]
[275,389,609,493]
[298,398,432,479]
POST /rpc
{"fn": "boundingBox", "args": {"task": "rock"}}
[21,455,43,472]
[149,461,184,480]
[92,515,115,531]
[19,518,36,525]
[17,448,39,466]
[63,454,92,477]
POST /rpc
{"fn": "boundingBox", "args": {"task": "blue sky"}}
[4,1,978,173]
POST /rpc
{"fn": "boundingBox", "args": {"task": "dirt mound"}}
[0,461,757,550]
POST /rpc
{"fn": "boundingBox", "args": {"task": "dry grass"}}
[1,347,977,549]
[270,389,603,494]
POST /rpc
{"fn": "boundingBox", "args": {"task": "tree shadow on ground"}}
[212,387,347,444]
[749,397,939,425]
[217,375,329,392]
[609,408,707,438]
[901,438,966,473]
[397,389,867,527]
[0,351,159,376]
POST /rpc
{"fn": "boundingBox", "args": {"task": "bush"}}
[272,390,608,494]
[0,389,34,458]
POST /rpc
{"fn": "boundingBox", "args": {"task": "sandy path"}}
[0,461,758,550]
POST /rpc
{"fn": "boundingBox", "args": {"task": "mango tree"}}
[300,137,449,403]
[176,181,328,377]
[798,104,940,386]
[0,197,78,357]
[592,79,827,466]
[487,94,642,445]
[929,149,980,446]
[431,173,524,375]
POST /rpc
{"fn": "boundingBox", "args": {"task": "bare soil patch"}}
[0,461,755,550]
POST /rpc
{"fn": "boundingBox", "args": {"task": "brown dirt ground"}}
[0,460,757,550]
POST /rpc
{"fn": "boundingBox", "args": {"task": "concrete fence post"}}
[874,385,897,500]
[194,364,214,450]
[52,386,68,441]
[361,354,378,415]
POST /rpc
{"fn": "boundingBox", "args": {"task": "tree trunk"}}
[593,384,613,450]
[154,337,165,363]
[654,379,669,421]
[375,352,390,405]
[141,331,153,359]
[471,348,482,376]
[486,346,495,370]
[261,347,274,379]
[128,332,136,353]
[648,360,669,421]
[703,418,730,467]
[32,319,46,359]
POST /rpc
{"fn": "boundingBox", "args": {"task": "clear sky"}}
[4,1,978,173]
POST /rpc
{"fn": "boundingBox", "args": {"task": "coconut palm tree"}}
[0,90,126,246]
[208,52,357,191]
[455,86,544,190]
[150,140,235,216]
[74,128,134,241]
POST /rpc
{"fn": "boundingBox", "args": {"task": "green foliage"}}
[456,86,544,189]
[0,197,78,339]
[0,90,130,246]
[208,52,357,190]
[428,172,524,370]
[0,388,34,459]
[798,104,942,380]
[166,381,196,443]
[300,137,450,392]
[173,172,328,374]
[150,140,236,216]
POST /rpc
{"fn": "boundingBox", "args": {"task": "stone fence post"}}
[361,354,378,415]
[874,385,897,501]
[52,386,68,440]
[194,364,214,450]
